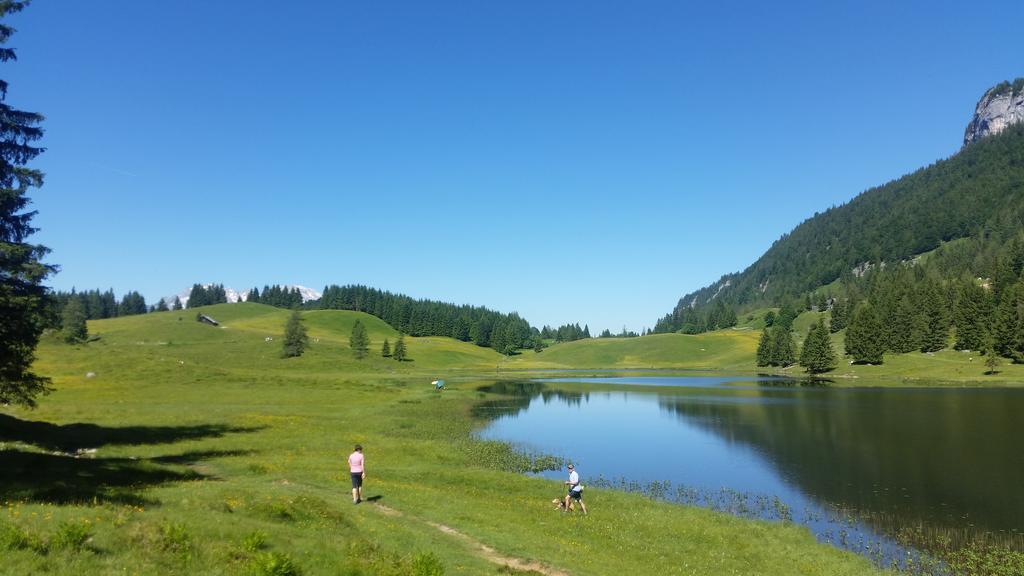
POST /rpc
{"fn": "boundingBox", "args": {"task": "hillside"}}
[658,108,1024,331]
[51,303,506,383]
[509,331,759,371]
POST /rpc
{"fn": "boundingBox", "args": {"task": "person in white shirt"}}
[563,463,587,514]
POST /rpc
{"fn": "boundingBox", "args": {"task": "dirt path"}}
[373,503,569,576]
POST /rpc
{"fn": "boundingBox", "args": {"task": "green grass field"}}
[0,303,891,575]
[511,308,1024,385]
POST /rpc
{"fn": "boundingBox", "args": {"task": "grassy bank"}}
[0,304,887,575]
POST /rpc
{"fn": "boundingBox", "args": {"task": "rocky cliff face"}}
[964,79,1024,146]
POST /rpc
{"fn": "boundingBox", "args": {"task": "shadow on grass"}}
[0,414,263,505]
[365,495,383,502]
[0,413,264,452]
[0,450,196,505]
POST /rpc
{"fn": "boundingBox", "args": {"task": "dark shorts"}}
[568,488,583,500]
[351,472,363,489]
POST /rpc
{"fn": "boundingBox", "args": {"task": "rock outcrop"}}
[964,78,1024,147]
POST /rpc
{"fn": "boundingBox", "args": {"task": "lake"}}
[475,376,1024,566]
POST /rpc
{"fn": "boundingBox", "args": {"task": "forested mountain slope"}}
[657,121,1024,333]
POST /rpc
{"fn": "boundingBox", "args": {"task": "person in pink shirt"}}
[348,444,365,504]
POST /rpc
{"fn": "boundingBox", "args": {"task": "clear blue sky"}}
[8,1,1023,333]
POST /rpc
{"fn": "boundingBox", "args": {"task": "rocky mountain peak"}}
[964,78,1024,147]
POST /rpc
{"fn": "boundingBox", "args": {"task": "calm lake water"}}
[475,376,1024,565]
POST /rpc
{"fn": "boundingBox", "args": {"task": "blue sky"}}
[8,1,1023,333]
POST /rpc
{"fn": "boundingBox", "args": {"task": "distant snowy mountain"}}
[162,284,322,308]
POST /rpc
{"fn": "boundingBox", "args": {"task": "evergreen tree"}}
[992,282,1023,361]
[799,320,837,373]
[531,335,544,352]
[0,1,53,407]
[846,302,886,364]
[118,291,147,316]
[919,281,950,352]
[887,295,922,353]
[381,337,391,358]
[769,326,796,367]
[756,328,773,367]
[776,302,798,331]
[392,335,406,362]
[954,281,993,351]
[721,304,737,328]
[829,299,849,333]
[172,296,183,311]
[764,310,776,327]
[350,319,369,359]
[281,310,308,358]
[61,297,88,344]
[187,284,206,308]
[155,298,169,312]
[248,287,260,303]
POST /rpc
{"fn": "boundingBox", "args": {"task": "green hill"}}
[510,331,760,370]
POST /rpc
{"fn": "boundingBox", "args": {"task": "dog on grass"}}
[552,498,575,512]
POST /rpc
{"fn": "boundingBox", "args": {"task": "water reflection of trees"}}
[473,380,588,420]
[658,388,1024,547]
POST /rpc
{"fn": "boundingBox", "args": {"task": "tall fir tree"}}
[919,280,950,352]
[756,328,773,367]
[799,319,837,374]
[155,298,169,312]
[281,310,308,358]
[392,334,407,362]
[769,326,796,367]
[829,298,850,333]
[992,281,1023,361]
[887,295,922,353]
[187,284,206,308]
[381,338,391,358]
[0,1,53,407]
[350,319,369,359]
[845,302,886,364]
[61,297,88,344]
[172,296,183,311]
[954,281,993,351]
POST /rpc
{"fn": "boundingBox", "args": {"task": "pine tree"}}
[281,310,308,358]
[799,320,837,374]
[0,1,53,407]
[919,281,950,352]
[61,297,88,344]
[187,284,206,308]
[829,299,849,333]
[392,335,407,362]
[992,282,1023,360]
[756,329,773,367]
[776,302,798,331]
[172,296,183,311]
[350,320,369,359]
[248,287,260,303]
[954,281,993,351]
[381,338,391,358]
[769,326,796,367]
[155,298,169,312]
[887,295,922,353]
[846,302,885,364]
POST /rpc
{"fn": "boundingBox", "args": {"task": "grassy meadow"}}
[0,303,892,575]
[508,307,1024,384]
